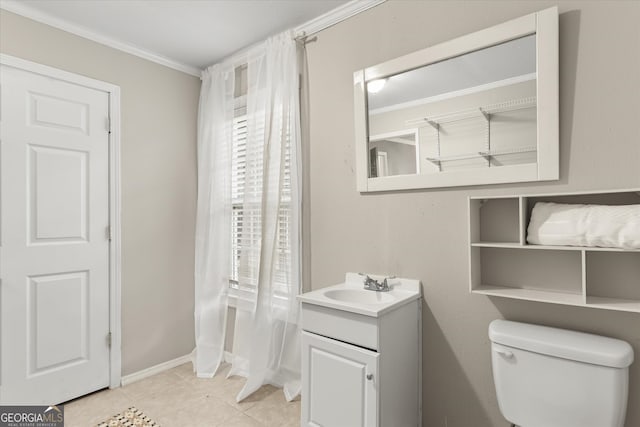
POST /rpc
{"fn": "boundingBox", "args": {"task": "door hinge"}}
[107,332,112,348]
[106,117,111,134]
[106,225,112,241]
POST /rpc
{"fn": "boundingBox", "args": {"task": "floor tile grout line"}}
[62,362,300,426]
[243,410,268,426]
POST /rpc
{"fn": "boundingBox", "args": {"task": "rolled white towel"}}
[527,202,640,249]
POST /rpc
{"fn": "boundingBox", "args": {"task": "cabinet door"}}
[302,331,379,427]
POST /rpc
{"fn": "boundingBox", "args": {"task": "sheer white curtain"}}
[194,30,303,402]
[193,62,235,378]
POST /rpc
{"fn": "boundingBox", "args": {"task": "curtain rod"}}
[294,32,318,45]
[202,32,317,78]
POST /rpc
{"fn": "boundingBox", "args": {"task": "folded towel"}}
[527,202,640,249]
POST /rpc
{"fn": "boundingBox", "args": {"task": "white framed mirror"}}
[354,7,558,192]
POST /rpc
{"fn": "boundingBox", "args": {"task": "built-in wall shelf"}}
[471,242,640,252]
[469,189,640,313]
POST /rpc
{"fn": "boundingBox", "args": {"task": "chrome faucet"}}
[362,275,393,292]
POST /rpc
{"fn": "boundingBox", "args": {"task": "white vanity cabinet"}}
[298,273,422,427]
[302,331,379,426]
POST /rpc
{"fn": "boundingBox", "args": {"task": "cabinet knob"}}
[366,373,373,380]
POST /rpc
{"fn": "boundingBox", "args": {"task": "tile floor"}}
[63,362,301,427]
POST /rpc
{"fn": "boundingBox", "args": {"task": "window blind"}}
[230,113,292,298]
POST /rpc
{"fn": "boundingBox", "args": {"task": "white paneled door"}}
[0,63,111,404]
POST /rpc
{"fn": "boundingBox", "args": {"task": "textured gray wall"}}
[305,1,640,426]
[0,10,200,376]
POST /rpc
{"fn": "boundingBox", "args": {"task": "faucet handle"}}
[362,275,380,290]
[358,273,398,291]
[381,275,397,290]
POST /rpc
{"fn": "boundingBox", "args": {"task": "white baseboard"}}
[121,354,192,386]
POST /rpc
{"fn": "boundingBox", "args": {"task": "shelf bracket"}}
[479,108,491,167]
[424,118,443,172]
[425,157,442,167]
[426,120,439,130]
[479,108,490,123]
[426,157,442,172]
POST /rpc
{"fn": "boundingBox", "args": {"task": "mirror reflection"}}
[366,34,537,178]
[368,130,419,177]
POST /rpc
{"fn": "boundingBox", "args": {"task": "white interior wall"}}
[0,10,200,376]
[305,1,640,426]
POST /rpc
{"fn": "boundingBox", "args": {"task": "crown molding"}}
[0,0,202,77]
[295,0,387,36]
[203,0,387,70]
[1,0,387,77]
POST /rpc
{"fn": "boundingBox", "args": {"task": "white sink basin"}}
[324,289,394,304]
[298,272,421,317]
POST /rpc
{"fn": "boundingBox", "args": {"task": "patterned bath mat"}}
[96,407,159,427]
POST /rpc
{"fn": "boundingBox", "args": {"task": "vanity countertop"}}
[297,272,421,317]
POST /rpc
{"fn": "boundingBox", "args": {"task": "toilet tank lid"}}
[489,320,634,368]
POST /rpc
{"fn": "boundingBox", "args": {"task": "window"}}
[230,111,293,299]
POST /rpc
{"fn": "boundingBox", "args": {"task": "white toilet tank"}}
[489,320,634,427]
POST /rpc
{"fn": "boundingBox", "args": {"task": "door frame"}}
[0,53,122,389]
